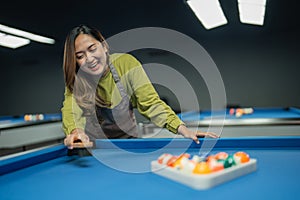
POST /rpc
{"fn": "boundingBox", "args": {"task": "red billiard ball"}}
[229,108,235,115]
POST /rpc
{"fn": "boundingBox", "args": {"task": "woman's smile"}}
[75,34,108,75]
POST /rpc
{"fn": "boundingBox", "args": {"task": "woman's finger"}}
[78,133,89,143]
[193,135,200,144]
[196,131,219,138]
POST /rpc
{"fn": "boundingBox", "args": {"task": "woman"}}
[62,25,217,149]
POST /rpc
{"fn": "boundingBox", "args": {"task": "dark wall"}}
[0,44,65,116]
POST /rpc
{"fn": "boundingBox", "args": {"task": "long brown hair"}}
[63,25,111,115]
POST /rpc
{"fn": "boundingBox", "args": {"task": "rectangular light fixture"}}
[0,32,30,49]
[238,0,267,26]
[0,24,55,44]
[186,0,228,30]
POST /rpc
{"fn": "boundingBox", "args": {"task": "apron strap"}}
[109,63,120,82]
[108,63,128,99]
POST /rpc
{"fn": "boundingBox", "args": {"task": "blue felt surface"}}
[1,138,300,200]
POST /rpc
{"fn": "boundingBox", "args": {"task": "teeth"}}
[88,63,97,69]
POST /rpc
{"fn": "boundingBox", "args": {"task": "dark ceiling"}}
[1,0,299,50]
[1,0,299,74]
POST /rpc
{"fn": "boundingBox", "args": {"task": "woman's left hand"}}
[177,125,219,144]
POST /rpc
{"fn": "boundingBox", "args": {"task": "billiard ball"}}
[166,156,179,167]
[218,155,235,168]
[229,108,235,115]
[234,151,250,164]
[207,157,224,172]
[193,162,211,174]
[214,152,229,160]
[158,153,172,164]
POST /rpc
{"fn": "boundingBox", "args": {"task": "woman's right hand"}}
[64,128,90,149]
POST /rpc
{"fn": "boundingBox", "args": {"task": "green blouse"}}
[61,53,184,136]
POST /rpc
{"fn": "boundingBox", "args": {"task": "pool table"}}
[0,113,64,156]
[141,107,300,138]
[1,137,300,200]
[0,113,62,130]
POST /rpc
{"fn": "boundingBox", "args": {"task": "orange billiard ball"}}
[166,156,179,167]
[193,162,211,174]
[234,151,250,164]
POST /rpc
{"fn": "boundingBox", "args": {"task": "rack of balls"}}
[151,151,257,190]
[229,108,254,117]
[24,114,44,121]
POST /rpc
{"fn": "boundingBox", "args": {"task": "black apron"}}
[85,63,138,140]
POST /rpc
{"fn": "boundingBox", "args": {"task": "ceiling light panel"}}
[0,24,55,44]
[0,32,30,49]
[238,0,267,25]
[187,0,228,30]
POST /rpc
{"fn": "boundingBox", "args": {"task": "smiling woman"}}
[74,33,109,75]
[61,25,218,149]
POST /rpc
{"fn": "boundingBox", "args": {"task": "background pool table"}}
[0,113,62,130]
[141,107,300,138]
[0,113,64,156]
[1,137,300,200]
[177,107,300,124]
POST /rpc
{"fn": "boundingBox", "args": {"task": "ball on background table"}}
[228,107,254,118]
[24,114,45,121]
[24,114,32,121]
[229,108,235,115]
[235,108,244,117]
[243,108,254,114]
